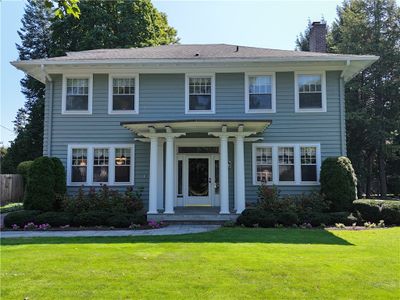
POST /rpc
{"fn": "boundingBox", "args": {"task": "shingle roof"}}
[43,43,369,61]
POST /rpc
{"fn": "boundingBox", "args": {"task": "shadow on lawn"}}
[0,228,353,246]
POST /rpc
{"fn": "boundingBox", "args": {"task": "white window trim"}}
[245,72,276,113]
[252,143,321,186]
[108,73,139,114]
[185,73,216,114]
[62,74,93,115]
[294,71,327,113]
[67,144,135,186]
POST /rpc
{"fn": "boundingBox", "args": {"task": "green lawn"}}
[1,228,399,299]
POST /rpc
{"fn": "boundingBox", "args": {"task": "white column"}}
[219,135,230,214]
[164,136,175,214]
[235,136,246,213]
[148,137,159,214]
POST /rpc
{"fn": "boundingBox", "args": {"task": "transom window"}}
[301,146,317,181]
[296,72,326,112]
[252,143,320,185]
[68,145,134,185]
[63,77,92,113]
[278,147,295,181]
[186,75,215,113]
[256,147,273,183]
[246,73,275,113]
[108,75,138,114]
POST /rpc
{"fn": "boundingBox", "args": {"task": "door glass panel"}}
[214,160,220,194]
[188,158,209,196]
[177,160,183,196]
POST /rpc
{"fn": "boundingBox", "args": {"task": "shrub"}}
[16,161,33,185]
[299,212,332,227]
[277,211,299,226]
[353,199,400,225]
[106,213,146,228]
[237,208,277,228]
[4,210,41,227]
[24,157,55,211]
[51,157,66,207]
[320,156,357,211]
[73,211,112,227]
[34,212,73,227]
[257,184,280,211]
[329,211,353,226]
[0,203,23,214]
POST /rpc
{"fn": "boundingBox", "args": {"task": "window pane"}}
[257,165,272,182]
[189,77,211,96]
[279,147,294,164]
[93,148,108,182]
[115,166,130,182]
[249,94,272,109]
[113,95,135,110]
[67,79,88,95]
[66,95,89,110]
[301,165,317,181]
[177,160,183,195]
[299,93,322,108]
[72,166,87,182]
[71,148,87,182]
[189,95,211,110]
[113,77,135,95]
[178,147,219,154]
[93,166,108,182]
[279,165,294,181]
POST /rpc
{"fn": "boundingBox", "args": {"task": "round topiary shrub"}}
[320,156,357,212]
[277,211,299,226]
[73,211,112,227]
[16,160,34,185]
[34,212,73,227]
[50,157,66,196]
[4,210,41,227]
[24,157,55,211]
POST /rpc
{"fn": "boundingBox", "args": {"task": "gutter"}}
[41,64,53,157]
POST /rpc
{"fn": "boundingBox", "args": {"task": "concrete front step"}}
[147,213,239,223]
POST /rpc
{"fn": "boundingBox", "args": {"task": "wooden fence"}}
[0,174,24,205]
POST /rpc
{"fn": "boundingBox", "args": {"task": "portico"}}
[121,120,271,220]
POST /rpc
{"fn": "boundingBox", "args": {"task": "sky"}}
[0,0,348,146]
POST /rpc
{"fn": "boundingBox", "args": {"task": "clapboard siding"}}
[43,71,343,206]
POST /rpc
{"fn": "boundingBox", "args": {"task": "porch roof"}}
[120,119,271,136]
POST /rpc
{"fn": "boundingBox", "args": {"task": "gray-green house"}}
[12,33,377,221]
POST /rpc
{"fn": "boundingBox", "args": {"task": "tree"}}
[50,0,178,57]
[44,0,81,19]
[295,19,312,51]
[329,0,400,197]
[1,0,51,174]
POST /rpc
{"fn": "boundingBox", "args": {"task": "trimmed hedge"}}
[4,210,41,227]
[24,157,55,211]
[299,212,332,227]
[106,213,146,228]
[51,157,66,196]
[72,211,112,227]
[34,212,73,227]
[320,156,357,211]
[237,209,277,227]
[353,199,400,225]
[277,211,299,226]
[16,161,33,185]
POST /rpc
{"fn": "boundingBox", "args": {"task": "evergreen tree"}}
[295,19,312,51]
[2,0,51,173]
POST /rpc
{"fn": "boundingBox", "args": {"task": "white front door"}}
[175,153,220,207]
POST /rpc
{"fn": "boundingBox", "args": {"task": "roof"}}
[10,43,379,83]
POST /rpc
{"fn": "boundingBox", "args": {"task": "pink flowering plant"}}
[24,222,38,230]
[11,224,20,230]
[38,223,51,230]
[147,220,165,229]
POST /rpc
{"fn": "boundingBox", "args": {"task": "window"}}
[301,146,317,181]
[252,143,320,185]
[185,75,215,113]
[255,147,273,183]
[67,144,134,186]
[62,75,92,114]
[71,148,87,183]
[295,72,326,112]
[93,148,109,183]
[115,148,131,183]
[279,147,295,181]
[108,75,139,114]
[245,73,276,113]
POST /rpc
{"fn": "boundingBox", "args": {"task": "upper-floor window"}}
[245,73,276,113]
[108,74,139,114]
[295,72,326,112]
[185,74,215,114]
[62,75,93,114]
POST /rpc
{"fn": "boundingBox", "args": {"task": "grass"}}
[0,202,23,214]
[1,227,399,299]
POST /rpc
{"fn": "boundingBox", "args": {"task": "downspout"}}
[339,60,350,156]
[41,64,53,157]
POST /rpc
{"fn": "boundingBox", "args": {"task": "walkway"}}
[0,225,220,238]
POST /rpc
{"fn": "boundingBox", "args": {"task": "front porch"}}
[121,120,271,221]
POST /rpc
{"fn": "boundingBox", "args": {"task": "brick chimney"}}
[309,21,327,52]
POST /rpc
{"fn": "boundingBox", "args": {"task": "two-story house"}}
[12,24,378,222]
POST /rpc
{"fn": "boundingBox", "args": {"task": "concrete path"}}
[0,225,220,238]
